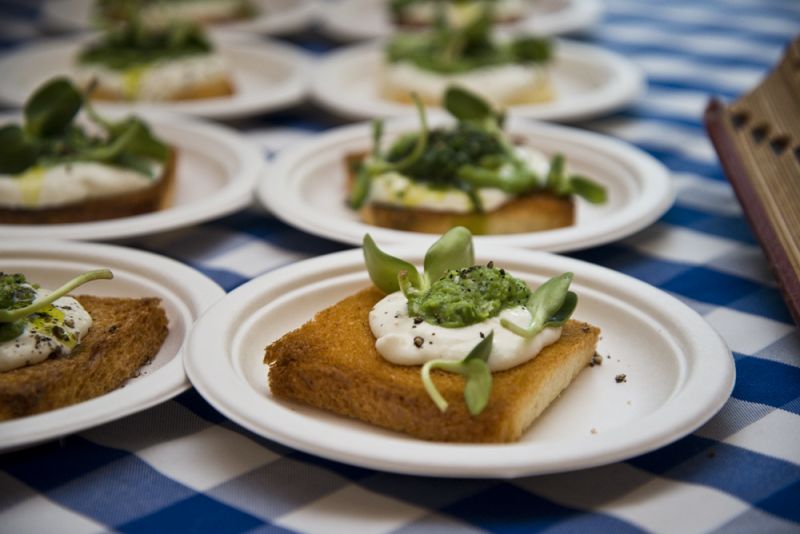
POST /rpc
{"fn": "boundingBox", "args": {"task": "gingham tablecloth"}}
[1,1,799,532]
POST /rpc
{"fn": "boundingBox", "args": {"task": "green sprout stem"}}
[0,269,113,323]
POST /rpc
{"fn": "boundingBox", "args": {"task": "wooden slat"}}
[704,36,800,328]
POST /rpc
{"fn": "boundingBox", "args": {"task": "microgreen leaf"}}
[348,165,372,209]
[0,125,39,174]
[444,86,493,123]
[511,37,552,63]
[389,93,429,173]
[24,77,83,138]
[0,269,113,324]
[423,226,474,287]
[371,119,384,157]
[546,153,569,195]
[363,234,422,294]
[420,331,494,415]
[569,175,607,204]
[500,272,576,338]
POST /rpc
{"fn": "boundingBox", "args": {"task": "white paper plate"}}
[311,39,643,122]
[0,35,311,119]
[0,240,225,452]
[42,0,317,35]
[185,245,734,478]
[0,110,262,241]
[320,0,603,41]
[258,115,672,252]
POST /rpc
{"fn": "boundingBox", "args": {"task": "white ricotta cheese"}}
[74,53,229,101]
[0,287,93,373]
[369,290,562,372]
[366,146,552,213]
[383,60,549,108]
[0,161,162,209]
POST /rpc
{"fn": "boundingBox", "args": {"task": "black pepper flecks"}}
[413,336,424,348]
[615,374,627,383]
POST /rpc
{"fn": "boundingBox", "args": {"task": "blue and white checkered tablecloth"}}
[1,0,799,532]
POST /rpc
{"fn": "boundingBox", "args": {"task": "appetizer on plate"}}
[0,77,176,224]
[390,0,530,27]
[0,269,168,420]
[75,18,234,101]
[347,87,606,235]
[94,0,257,28]
[382,7,552,106]
[265,227,600,442]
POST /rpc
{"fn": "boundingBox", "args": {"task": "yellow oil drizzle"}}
[29,304,77,349]
[16,166,46,206]
[123,66,146,99]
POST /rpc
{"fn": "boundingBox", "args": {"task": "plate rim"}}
[318,0,605,41]
[0,239,226,451]
[0,110,263,241]
[309,38,645,122]
[257,114,674,252]
[184,245,734,478]
[0,35,312,119]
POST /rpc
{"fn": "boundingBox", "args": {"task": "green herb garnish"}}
[500,272,577,338]
[79,18,212,71]
[349,86,607,211]
[386,5,550,74]
[364,227,579,414]
[0,77,169,177]
[0,270,113,343]
[421,330,493,415]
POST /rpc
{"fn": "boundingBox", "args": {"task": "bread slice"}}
[0,295,169,420]
[345,152,574,235]
[89,77,235,102]
[0,150,177,225]
[265,286,600,443]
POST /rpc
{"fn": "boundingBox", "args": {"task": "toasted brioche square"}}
[0,150,177,225]
[265,286,600,443]
[345,152,574,235]
[89,77,235,102]
[0,296,168,420]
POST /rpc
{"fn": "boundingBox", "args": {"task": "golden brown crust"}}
[264,287,600,443]
[0,149,177,225]
[345,152,574,235]
[89,77,235,102]
[0,296,169,421]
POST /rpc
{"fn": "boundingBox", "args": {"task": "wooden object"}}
[704,36,800,328]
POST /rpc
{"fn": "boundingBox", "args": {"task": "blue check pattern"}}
[1,0,799,532]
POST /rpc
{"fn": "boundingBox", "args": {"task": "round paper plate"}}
[0,110,262,241]
[258,115,673,252]
[320,0,604,41]
[184,245,734,478]
[0,35,311,119]
[0,240,225,451]
[42,0,317,35]
[310,39,644,122]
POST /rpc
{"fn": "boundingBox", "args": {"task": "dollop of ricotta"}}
[74,53,229,101]
[0,287,93,373]
[382,61,550,107]
[369,291,562,371]
[0,162,161,209]
[366,146,552,213]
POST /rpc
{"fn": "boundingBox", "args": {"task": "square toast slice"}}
[265,286,600,443]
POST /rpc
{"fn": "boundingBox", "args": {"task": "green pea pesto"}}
[407,264,530,328]
[0,273,37,343]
